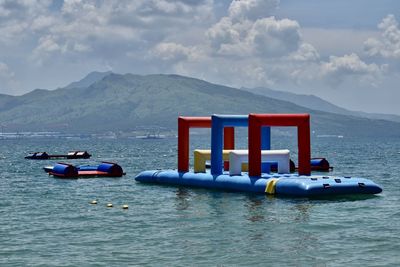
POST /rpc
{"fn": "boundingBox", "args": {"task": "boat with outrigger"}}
[25,151,91,160]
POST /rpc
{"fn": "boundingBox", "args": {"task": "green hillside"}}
[1,73,400,137]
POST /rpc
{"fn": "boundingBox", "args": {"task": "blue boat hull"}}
[135,170,382,197]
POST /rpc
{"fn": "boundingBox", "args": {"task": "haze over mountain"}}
[244,87,400,123]
[1,72,400,137]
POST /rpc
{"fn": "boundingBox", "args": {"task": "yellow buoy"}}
[107,203,113,208]
[90,200,97,205]
[122,204,129,209]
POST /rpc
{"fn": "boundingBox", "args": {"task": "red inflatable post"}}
[178,117,234,172]
[224,127,235,149]
[223,127,235,170]
[248,114,311,176]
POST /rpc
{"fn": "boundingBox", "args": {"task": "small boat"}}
[45,162,125,178]
[25,151,91,160]
[136,133,165,139]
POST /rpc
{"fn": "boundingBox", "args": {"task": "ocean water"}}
[0,136,400,266]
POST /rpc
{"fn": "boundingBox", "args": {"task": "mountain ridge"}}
[244,87,400,123]
[65,71,112,89]
[1,72,400,137]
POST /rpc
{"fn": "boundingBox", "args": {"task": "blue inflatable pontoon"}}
[136,170,381,196]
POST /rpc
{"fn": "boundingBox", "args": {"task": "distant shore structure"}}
[136,133,166,139]
[317,134,344,138]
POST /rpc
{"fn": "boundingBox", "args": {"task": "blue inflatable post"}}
[211,115,270,175]
[211,115,248,175]
[261,126,271,150]
[260,126,271,172]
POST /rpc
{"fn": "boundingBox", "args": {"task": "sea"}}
[0,135,399,266]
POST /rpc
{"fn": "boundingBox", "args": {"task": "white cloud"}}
[0,0,215,60]
[206,17,252,56]
[249,17,301,57]
[228,0,279,21]
[157,3,391,91]
[302,28,379,57]
[158,1,323,89]
[152,42,200,62]
[0,61,19,94]
[36,35,60,53]
[0,61,13,78]
[321,53,383,86]
[31,15,55,32]
[0,0,396,101]
[206,16,303,58]
[288,43,320,62]
[0,0,51,19]
[0,0,52,43]
[364,14,400,59]
[206,0,300,59]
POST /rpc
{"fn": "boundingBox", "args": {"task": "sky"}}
[1,0,400,114]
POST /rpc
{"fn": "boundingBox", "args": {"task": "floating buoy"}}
[122,204,129,209]
[107,203,113,208]
[90,200,98,205]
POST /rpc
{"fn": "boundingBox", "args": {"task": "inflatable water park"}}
[135,113,382,197]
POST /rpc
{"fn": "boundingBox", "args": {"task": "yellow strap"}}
[265,178,279,194]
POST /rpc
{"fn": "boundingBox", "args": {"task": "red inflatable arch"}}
[248,114,311,176]
[178,117,234,172]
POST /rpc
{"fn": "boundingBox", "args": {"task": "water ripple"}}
[0,137,399,266]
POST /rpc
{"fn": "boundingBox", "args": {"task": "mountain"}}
[65,71,112,89]
[244,87,400,123]
[1,72,400,137]
[0,93,15,111]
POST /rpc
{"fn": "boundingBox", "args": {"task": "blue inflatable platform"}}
[135,170,382,197]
